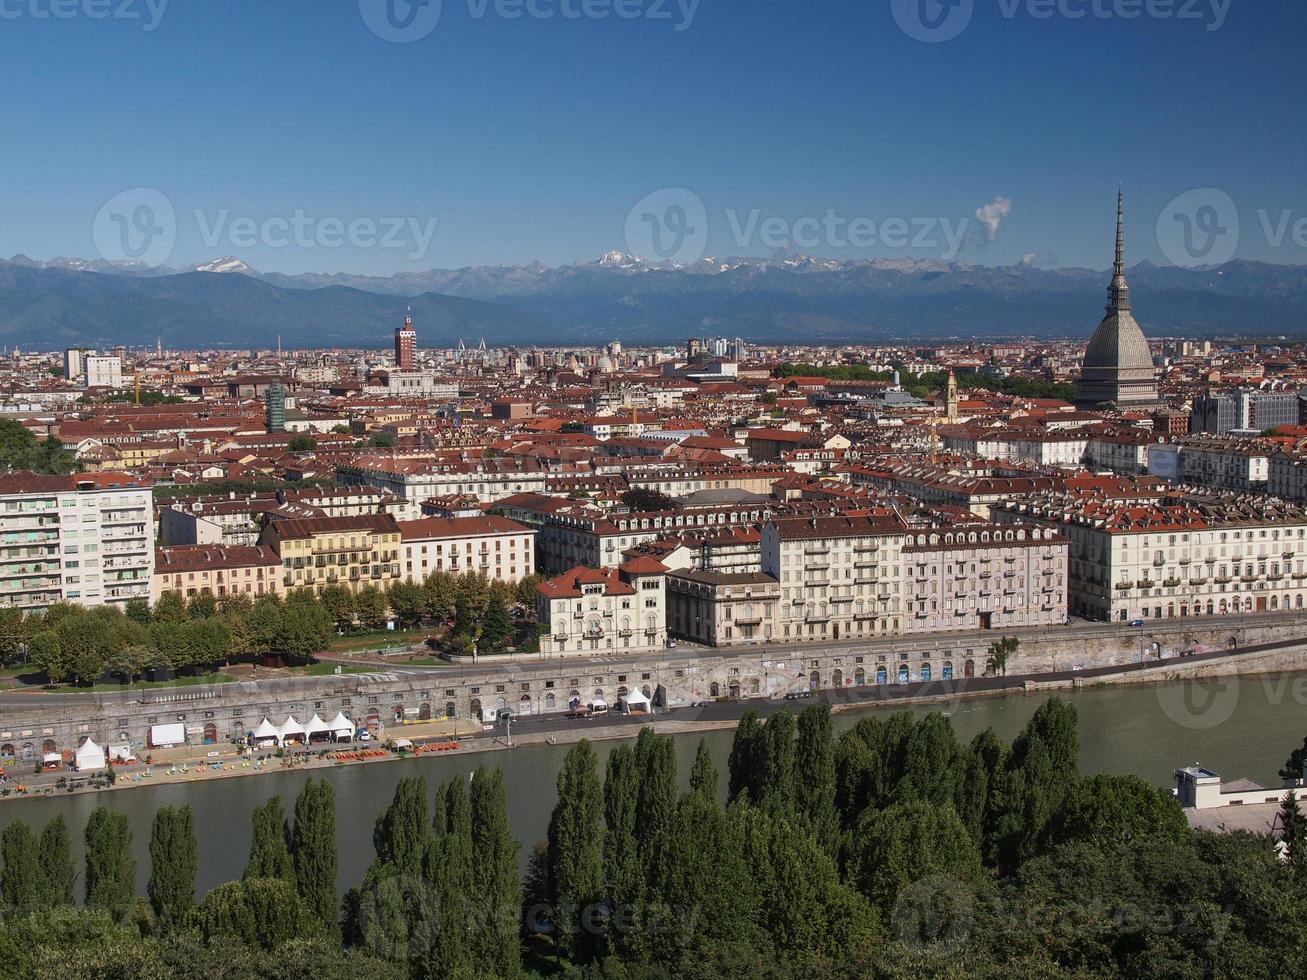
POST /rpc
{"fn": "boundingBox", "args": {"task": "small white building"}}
[537,558,668,657]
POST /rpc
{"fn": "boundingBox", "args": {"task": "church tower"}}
[1075,192,1159,408]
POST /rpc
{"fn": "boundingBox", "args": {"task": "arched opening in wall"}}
[728,681,741,700]
[854,668,865,686]
[367,709,382,730]
[21,743,35,761]
[832,668,843,688]
[964,659,975,678]
[942,662,954,680]
[897,665,909,684]
[808,671,820,691]
[875,666,887,684]
[391,704,405,722]
[709,682,720,698]
[920,663,932,682]
[1207,601,1216,614]
[568,690,581,708]
[545,692,556,711]
[418,703,432,721]
[202,723,218,744]
[469,699,482,719]
[445,702,456,719]
[0,744,12,759]
[42,739,57,754]
[617,686,629,698]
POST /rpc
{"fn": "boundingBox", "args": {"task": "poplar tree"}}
[546,740,605,961]
[759,709,797,814]
[727,709,764,804]
[688,738,719,803]
[1,819,40,911]
[602,744,645,958]
[795,703,838,846]
[634,728,677,856]
[148,804,198,927]
[292,779,339,933]
[84,806,135,914]
[38,815,75,906]
[469,766,521,977]
[417,777,475,980]
[372,776,431,875]
[245,795,294,882]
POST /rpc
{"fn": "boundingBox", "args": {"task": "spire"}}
[1107,188,1131,314]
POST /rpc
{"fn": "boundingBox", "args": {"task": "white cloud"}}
[974,197,1013,240]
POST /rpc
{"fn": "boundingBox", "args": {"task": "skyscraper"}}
[395,312,417,370]
[266,381,286,433]
[1075,191,1159,408]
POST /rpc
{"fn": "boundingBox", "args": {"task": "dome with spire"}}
[1076,191,1159,408]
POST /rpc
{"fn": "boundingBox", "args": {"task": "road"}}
[1,609,1300,710]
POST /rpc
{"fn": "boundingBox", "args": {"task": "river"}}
[3,672,1303,899]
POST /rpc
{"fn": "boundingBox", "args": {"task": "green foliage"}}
[148,805,198,927]
[1,819,40,911]
[0,419,78,474]
[479,595,514,652]
[985,635,1019,677]
[292,779,339,935]
[620,487,676,512]
[547,740,606,961]
[287,433,318,452]
[469,766,521,977]
[84,806,135,915]
[245,796,294,882]
[688,738,719,803]
[772,362,1077,400]
[368,431,397,448]
[385,580,425,628]
[38,815,75,906]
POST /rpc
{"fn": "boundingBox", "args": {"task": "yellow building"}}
[259,514,402,594]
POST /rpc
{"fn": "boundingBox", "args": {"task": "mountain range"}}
[3,252,1307,350]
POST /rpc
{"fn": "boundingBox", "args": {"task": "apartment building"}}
[337,456,550,503]
[154,544,283,601]
[398,516,535,583]
[537,558,668,656]
[996,492,1307,622]
[665,570,781,646]
[1171,437,1271,492]
[258,514,402,594]
[0,472,153,611]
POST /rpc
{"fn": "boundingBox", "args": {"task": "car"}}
[1129,619,1145,628]
[357,729,372,742]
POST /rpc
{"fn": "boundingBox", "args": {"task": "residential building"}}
[666,570,781,645]
[154,544,283,601]
[537,558,668,656]
[258,514,403,594]
[0,472,153,611]
[398,516,535,583]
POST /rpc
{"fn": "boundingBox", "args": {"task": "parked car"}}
[357,728,373,742]
[1129,619,1145,628]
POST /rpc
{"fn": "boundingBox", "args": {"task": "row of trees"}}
[0,419,77,475]
[4,699,1305,977]
[772,363,1077,402]
[0,567,548,684]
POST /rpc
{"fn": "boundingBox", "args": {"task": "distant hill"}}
[4,254,1307,348]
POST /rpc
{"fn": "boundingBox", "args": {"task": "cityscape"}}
[2,0,1307,977]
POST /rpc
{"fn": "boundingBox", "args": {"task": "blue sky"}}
[0,0,1303,274]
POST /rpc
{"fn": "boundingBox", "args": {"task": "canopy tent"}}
[278,716,306,744]
[41,752,62,768]
[393,738,413,750]
[304,714,332,742]
[149,723,185,748]
[74,738,106,772]
[252,718,281,746]
[326,712,356,740]
[108,744,136,764]
[620,688,651,713]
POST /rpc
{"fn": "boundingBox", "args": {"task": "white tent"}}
[278,715,306,744]
[620,688,651,714]
[74,738,106,772]
[326,712,356,740]
[252,717,281,746]
[304,714,332,742]
[108,744,136,764]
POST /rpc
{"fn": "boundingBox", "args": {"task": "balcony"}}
[1191,577,1208,585]
[1153,558,1166,567]
[1137,579,1155,589]
[805,612,830,623]
[803,546,829,556]
[734,615,763,625]
[1164,577,1181,588]
[1215,576,1232,584]
[618,628,633,637]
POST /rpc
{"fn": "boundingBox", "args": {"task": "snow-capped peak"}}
[193,256,256,274]
[597,249,644,268]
